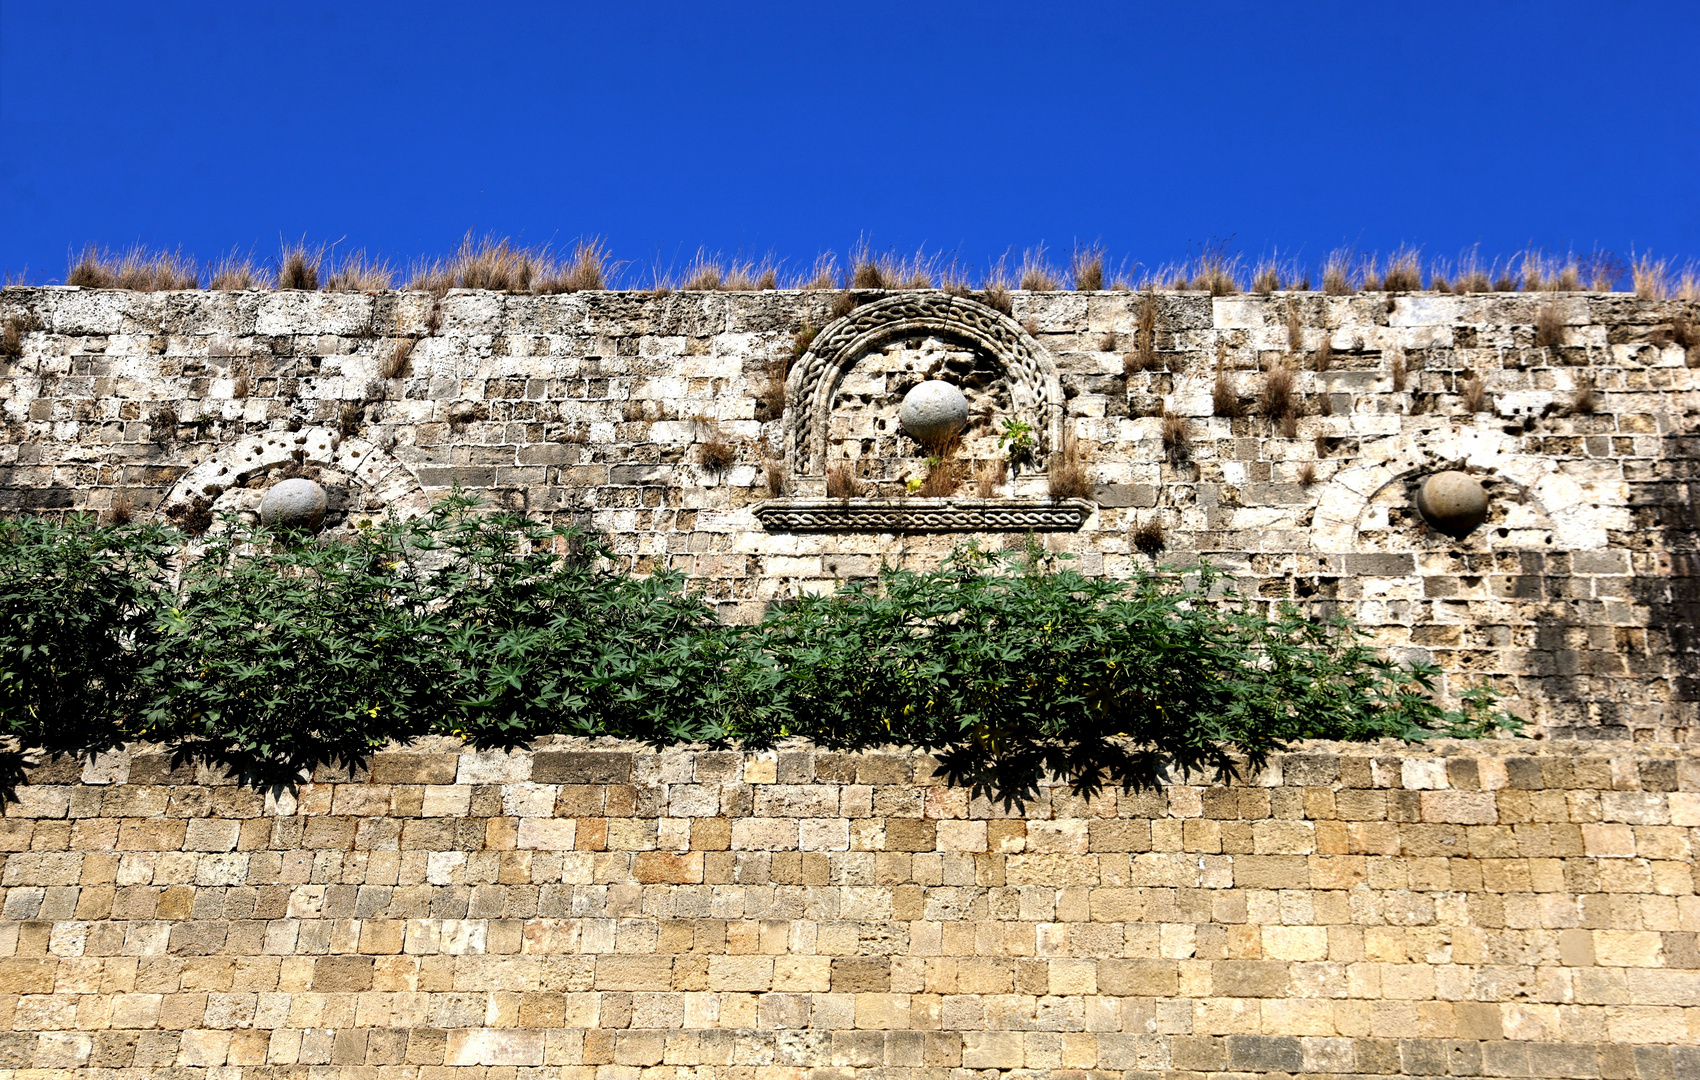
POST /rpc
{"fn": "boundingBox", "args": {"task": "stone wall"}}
[1,286,1698,741]
[0,740,1696,1078]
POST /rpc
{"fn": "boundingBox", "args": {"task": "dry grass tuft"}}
[1192,251,1240,296]
[973,457,1007,498]
[208,251,269,290]
[1071,247,1105,291]
[1213,371,1243,418]
[544,239,611,293]
[1462,375,1487,413]
[1357,254,1383,292]
[278,243,323,291]
[757,357,790,421]
[1022,317,1041,337]
[1160,410,1189,464]
[1322,250,1354,295]
[826,461,862,499]
[696,419,737,472]
[322,249,395,292]
[1384,248,1423,291]
[1252,259,1282,294]
[231,373,250,399]
[1098,331,1119,352]
[110,490,136,525]
[791,323,818,360]
[1634,254,1670,300]
[800,254,839,290]
[919,437,965,497]
[763,459,785,497]
[1260,360,1296,422]
[1299,460,1317,486]
[830,291,858,319]
[1390,349,1407,391]
[1278,411,1300,438]
[1572,380,1597,415]
[1132,518,1166,556]
[1286,301,1304,352]
[383,338,416,380]
[1535,303,1564,348]
[67,245,201,291]
[981,282,1012,315]
[1124,294,1158,374]
[0,319,21,359]
[1313,333,1333,372]
[1047,437,1090,499]
[1019,246,1061,291]
[1672,317,1700,350]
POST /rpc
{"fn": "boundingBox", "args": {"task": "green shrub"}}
[0,505,1518,792]
[0,515,176,751]
[736,544,1513,799]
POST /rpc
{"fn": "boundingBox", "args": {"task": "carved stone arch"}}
[1310,428,1605,553]
[783,293,1064,476]
[160,426,430,532]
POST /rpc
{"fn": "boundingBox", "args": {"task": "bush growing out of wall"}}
[0,501,1516,789]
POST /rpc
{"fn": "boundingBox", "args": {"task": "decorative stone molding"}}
[783,293,1064,475]
[754,497,1091,533]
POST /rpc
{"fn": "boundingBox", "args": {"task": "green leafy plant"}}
[0,505,1518,795]
[997,417,1036,470]
[0,515,177,752]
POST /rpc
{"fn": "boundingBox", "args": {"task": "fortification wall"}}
[0,740,1695,1078]
[1,286,1698,741]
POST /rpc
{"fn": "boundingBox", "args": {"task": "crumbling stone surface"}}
[2,286,1698,741]
[0,738,1693,1076]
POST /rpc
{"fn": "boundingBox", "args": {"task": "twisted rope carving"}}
[754,498,1090,533]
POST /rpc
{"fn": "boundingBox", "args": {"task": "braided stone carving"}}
[754,498,1090,533]
[784,294,1064,475]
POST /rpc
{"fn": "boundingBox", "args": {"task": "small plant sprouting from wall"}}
[763,458,785,497]
[997,417,1037,472]
[1260,360,1296,424]
[1299,460,1318,486]
[278,243,322,291]
[0,316,26,359]
[830,291,858,319]
[826,461,862,499]
[1286,302,1304,353]
[973,457,1007,498]
[919,441,965,498]
[1462,375,1488,414]
[383,339,416,380]
[1072,246,1105,291]
[1384,248,1423,291]
[1391,349,1407,391]
[1132,518,1166,556]
[1323,250,1354,295]
[696,419,736,472]
[1252,259,1281,294]
[1213,373,1242,418]
[1535,303,1564,349]
[1019,246,1061,291]
[1124,294,1158,375]
[1313,333,1333,372]
[1048,436,1090,500]
[1161,410,1189,464]
[1572,379,1598,415]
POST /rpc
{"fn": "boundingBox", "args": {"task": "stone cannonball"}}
[899,380,969,447]
[260,478,328,533]
[1415,471,1489,537]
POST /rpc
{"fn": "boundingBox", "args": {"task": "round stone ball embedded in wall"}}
[1415,471,1489,537]
[260,478,328,533]
[899,380,969,447]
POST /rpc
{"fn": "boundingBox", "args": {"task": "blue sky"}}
[2,1,1696,285]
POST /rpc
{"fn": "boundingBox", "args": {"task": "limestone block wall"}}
[2,286,1698,741]
[0,740,1695,1078]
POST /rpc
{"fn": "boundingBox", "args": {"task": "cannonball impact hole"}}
[260,477,328,533]
[898,380,969,450]
[1415,470,1489,538]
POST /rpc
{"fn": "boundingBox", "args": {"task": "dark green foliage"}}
[0,515,175,752]
[735,544,1513,801]
[0,505,1518,792]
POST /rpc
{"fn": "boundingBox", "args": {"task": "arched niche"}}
[783,293,1064,478]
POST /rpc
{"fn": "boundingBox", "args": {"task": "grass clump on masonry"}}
[1,501,1518,796]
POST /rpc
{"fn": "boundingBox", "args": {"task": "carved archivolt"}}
[783,294,1064,476]
[161,427,429,528]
